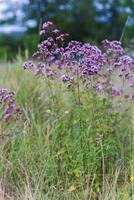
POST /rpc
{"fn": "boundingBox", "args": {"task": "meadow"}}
[0,59,132,200]
[0,21,134,200]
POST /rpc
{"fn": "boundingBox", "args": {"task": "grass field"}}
[0,60,133,200]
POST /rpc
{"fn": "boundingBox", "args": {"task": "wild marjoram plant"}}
[23,21,134,101]
[0,23,134,200]
[0,88,20,122]
[22,21,134,198]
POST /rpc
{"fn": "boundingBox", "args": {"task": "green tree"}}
[24,0,134,43]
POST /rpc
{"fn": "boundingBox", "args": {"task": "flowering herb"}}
[23,21,134,99]
[0,88,21,122]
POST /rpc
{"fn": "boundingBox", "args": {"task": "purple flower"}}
[102,39,123,54]
[40,21,54,35]
[96,85,102,93]
[23,61,34,70]
[120,55,133,65]
[3,113,12,122]
[61,75,70,82]
[23,21,134,100]
[0,88,7,97]
[52,29,60,36]
[80,44,105,76]
[64,41,82,65]
[0,88,21,122]
[109,84,120,97]
[56,33,69,42]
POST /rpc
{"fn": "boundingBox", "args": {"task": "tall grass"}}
[0,61,133,199]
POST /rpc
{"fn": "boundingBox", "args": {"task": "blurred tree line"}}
[0,0,134,60]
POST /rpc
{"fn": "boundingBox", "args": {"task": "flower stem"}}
[76,67,81,106]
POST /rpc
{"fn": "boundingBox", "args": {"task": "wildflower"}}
[56,33,69,42]
[23,21,134,99]
[107,83,120,97]
[102,39,123,54]
[120,55,133,66]
[96,85,102,93]
[0,88,20,122]
[23,61,34,70]
[52,29,60,36]
[67,185,76,192]
[40,21,54,35]
[46,109,51,114]
[130,176,134,182]
[111,85,120,97]
[65,110,69,114]
[64,42,105,76]
[61,75,70,82]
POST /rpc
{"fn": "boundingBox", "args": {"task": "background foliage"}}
[0,0,134,60]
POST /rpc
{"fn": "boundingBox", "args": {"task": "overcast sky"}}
[0,0,28,21]
[0,0,37,34]
[0,0,133,34]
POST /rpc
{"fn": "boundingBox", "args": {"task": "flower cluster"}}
[92,39,134,98]
[23,21,70,78]
[23,21,106,80]
[0,88,21,122]
[79,43,106,75]
[101,39,123,55]
[23,21,134,99]
[63,41,106,76]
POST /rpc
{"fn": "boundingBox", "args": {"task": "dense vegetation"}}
[0,61,133,199]
[0,21,134,199]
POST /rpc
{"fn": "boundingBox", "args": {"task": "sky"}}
[0,0,37,34]
[0,0,133,34]
[0,0,28,21]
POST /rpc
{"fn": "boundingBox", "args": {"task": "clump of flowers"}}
[0,88,21,122]
[23,21,134,100]
[23,21,106,79]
